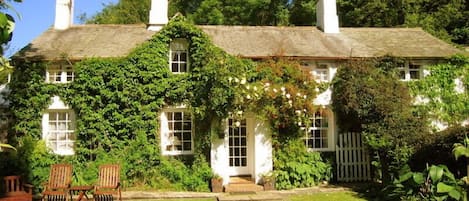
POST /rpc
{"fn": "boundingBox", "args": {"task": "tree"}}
[0,0,21,71]
[331,58,428,184]
[82,0,150,24]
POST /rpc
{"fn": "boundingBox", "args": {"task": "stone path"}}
[121,184,353,200]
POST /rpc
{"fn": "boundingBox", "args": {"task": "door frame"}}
[225,117,254,176]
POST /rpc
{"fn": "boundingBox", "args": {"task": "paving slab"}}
[217,192,284,201]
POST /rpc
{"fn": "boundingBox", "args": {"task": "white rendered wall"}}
[253,119,273,184]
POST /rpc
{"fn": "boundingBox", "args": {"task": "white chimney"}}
[316,0,339,33]
[54,0,73,30]
[148,0,168,31]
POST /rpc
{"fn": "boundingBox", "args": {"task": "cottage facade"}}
[11,0,463,185]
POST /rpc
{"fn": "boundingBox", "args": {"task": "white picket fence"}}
[336,132,371,182]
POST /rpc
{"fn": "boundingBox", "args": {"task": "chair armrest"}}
[42,181,49,190]
[23,183,33,194]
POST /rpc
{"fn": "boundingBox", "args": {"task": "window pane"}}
[183,142,191,151]
[183,132,191,140]
[174,112,182,120]
[180,52,187,62]
[180,63,187,72]
[410,71,420,79]
[172,53,179,61]
[174,122,182,130]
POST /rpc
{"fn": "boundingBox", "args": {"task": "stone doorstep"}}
[217,193,284,201]
[224,183,264,193]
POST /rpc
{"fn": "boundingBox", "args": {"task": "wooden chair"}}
[93,164,121,201]
[41,164,72,201]
[0,176,33,201]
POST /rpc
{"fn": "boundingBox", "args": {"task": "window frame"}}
[399,62,424,81]
[160,108,194,155]
[312,64,329,83]
[42,109,76,155]
[304,109,334,152]
[169,38,189,74]
[46,64,74,83]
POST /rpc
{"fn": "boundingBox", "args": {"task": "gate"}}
[336,132,371,182]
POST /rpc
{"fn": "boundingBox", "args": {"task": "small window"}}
[304,110,330,150]
[169,39,189,73]
[44,110,75,155]
[46,65,74,83]
[161,109,194,155]
[312,64,329,82]
[399,63,422,81]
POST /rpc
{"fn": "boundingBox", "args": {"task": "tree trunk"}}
[379,151,391,185]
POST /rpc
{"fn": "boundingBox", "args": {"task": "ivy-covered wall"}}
[4,17,332,191]
[408,55,469,128]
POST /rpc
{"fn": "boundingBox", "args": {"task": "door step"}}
[225,176,263,193]
[230,176,254,184]
[217,193,284,201]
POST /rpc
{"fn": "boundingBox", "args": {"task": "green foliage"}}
[332,58,428,184]
[411,126,469,179]
[81,0,150,24]
[453,135,469,161]
[274,140,332,190]
[408,55,469,127]
[385,164,467,201]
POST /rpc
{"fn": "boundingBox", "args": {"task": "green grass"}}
[288,191,368,201]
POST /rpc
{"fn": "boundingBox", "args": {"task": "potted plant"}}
[260,171,276,191]
[211,174,223,192]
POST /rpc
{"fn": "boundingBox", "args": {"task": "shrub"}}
[384,164,467,201]
[411,126,469,178]
[274,140,332,189]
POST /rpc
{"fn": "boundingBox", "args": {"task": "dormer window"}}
[170,39,189,73]
[399,63,423,81]
[312,64,329,82]
[46,64,74,83]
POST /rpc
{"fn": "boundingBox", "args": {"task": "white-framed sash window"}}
[46,65,74,83]
[160,108,194,155]
[43,110,75,155]
[304,109,334,151]
[169,39,189,73]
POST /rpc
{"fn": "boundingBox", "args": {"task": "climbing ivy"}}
[408,55,469,128]
[6,16,327,191]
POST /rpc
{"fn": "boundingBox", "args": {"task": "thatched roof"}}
[13,24,463,61]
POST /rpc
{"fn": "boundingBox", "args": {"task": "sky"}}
[5,0,119,57]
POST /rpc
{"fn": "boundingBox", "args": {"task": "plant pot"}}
[211,178,223,192]
[263,179,275,191]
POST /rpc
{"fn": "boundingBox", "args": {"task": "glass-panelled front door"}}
[228,118,250,175]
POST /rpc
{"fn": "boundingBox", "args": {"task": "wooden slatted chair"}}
[0,176,33,201]
[41,164,72,201]
[93,164,121,201]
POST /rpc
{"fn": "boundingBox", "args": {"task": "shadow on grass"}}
[333,182,384,201]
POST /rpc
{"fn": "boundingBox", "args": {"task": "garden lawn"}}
[288,191,368,201]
